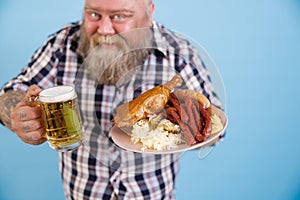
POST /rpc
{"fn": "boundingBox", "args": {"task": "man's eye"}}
[85,11,101,21]
[91,12,100,19]
[111,15,125,21]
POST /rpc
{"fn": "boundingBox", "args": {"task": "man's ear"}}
[149,2,155,21]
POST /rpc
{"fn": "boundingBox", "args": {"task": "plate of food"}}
[110,75,228,154]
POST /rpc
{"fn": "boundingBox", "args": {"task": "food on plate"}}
[210,113,224,135]
[113,75,183,128]
[131,115,183,151]
[172,89,211,109]
[165,93,212,145]
[112,75,224,151]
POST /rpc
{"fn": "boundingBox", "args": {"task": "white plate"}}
[110,106,228,154]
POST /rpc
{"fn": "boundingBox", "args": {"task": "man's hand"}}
[10,85,46,145]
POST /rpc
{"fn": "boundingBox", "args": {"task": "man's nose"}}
[97,17,115,35]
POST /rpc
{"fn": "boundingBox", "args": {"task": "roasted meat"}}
[113,75,183,128]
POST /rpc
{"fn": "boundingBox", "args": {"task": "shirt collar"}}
[151,21,169,57]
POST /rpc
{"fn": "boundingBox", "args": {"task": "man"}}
[0,0,221,199]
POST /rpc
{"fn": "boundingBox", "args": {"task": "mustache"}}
[90,33,129,50]
[77,25,154,58]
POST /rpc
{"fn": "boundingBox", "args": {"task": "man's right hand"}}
[10,85,46,145]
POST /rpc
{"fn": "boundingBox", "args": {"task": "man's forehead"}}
[84,0,142,11]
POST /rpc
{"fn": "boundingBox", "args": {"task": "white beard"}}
[79,28,153,85]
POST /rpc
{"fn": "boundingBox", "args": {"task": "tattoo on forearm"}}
[0,90,25,129]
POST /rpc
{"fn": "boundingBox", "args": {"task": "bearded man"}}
[0,0,221,199]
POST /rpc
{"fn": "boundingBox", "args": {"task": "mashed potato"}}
[131,118,183,151]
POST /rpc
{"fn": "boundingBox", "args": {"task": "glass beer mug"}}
[37,86,84,152]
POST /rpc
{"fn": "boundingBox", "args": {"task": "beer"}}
[39,86,83,152]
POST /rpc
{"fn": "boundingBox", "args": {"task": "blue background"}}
[1,0,300,199]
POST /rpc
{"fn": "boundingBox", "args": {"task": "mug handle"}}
[28,95,40,107]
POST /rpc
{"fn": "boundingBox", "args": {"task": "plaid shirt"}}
[1,21,221,199]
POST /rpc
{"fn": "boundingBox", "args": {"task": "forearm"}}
[0,90,26,129]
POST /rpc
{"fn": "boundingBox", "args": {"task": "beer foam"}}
[39,86,77,103]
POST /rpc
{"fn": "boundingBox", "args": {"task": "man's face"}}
[83,0,154,38]
[80,0,155,85]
